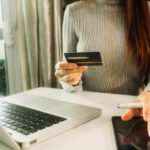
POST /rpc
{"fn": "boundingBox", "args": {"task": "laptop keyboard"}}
[0,101,67,135]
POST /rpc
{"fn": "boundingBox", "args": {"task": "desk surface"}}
[0,87,136,150]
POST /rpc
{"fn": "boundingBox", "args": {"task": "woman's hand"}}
[55,62,88,85]
[121,91,150,136]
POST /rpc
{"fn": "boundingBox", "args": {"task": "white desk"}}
[0,87,136,150]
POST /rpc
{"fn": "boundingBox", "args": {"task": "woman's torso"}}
[63,0,144,95]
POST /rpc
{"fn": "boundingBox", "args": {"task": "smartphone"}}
[111,116,150,150]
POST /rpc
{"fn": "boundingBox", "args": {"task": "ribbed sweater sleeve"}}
[63,6,77,53]
[59,6,83,92]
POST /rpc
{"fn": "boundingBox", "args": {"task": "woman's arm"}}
[58,5,85,92]
[63,5,78,54]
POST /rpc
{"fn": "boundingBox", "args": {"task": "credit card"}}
[64,52,102,66]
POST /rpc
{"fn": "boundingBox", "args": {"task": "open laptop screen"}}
[112,116,150,150]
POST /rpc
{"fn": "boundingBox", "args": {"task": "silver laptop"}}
[0,92,101,150]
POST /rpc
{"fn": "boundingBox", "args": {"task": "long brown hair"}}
[125,0,150,77]
[80,0,150,77]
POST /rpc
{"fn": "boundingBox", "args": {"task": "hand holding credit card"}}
[64,52,103,66]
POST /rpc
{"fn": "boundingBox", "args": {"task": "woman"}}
[55,0,150,135]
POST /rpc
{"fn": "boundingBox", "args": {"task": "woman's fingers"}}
[139,92,150,122]
[55,61,88,85]
[121,92,150,122]
[60,72,83,85]
[121,108,142,121]
[55,66,87,78]
[55,62,78,70]
[139,92,150,136]
[121,92,150,136]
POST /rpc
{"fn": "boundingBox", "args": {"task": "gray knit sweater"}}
[61,0,150,95]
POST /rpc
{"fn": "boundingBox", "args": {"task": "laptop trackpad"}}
[21,97,99,119]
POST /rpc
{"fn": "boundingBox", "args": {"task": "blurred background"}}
[0,0,78,96]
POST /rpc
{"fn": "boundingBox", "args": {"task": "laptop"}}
[0,92,101,150]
